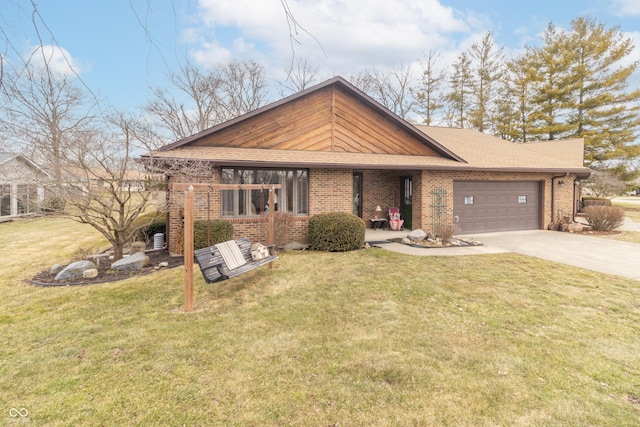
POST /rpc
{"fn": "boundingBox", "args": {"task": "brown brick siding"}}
[412,170,578,233]
[166,166,579,254]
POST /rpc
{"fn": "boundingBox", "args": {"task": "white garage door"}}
[453,181,541,234]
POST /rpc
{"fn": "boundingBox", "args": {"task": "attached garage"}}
[453,181,541,234]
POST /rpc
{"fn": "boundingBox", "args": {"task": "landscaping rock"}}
[129,242,147,255]
[401,237,411,244]
[50,263,63,275]
[158,261,169,268]
[283,241,309,251]
[55,260,97,282]
[567,222,592,233]
[83,269,99,279]
[408,229,427,241]
[111,252,149,271]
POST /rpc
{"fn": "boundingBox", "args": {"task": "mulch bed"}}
[31,249,184,287]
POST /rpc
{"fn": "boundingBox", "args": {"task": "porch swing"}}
[174,183,280,288]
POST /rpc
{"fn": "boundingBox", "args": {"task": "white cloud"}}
[25,45,87,77]
[187,0,484,74]
[613,0,640,15]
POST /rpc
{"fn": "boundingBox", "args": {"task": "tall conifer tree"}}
[446,52,473,128]
[564,17,640,173]
[468,32,504,133]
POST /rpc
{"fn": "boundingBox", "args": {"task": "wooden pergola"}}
[174,183,281,312]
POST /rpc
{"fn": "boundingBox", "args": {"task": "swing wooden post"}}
[176,182,281,306]
[267,186,275,269]
[183,186,194,312]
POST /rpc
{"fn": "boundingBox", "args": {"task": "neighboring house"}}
[0,152,48,219]
[143,77,591,254]
[63,167,160,194]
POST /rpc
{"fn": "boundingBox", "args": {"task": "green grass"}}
[588,199,640,243]
[2,216,640,426]
[612,197,640,211]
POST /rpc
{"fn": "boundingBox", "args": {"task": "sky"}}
[3,0,640,112]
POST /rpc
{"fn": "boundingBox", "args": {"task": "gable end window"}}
[221,168,308,217]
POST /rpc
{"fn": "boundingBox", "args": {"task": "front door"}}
[400,176,412,229]
[353,173,362,217]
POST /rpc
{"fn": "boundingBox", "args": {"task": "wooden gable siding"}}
[332,86,438,156]
[190,84,439,156]
[191,86,334,150]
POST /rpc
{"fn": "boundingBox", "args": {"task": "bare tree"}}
[584,169,628,198]
[142,60,270,147]
[218,60,270,119]
[144,63,226,143]
[279,56,320,95]
[57,112,163,261]
[350,65,417,120]
[0,46,97,190]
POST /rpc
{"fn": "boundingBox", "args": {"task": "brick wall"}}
[167,167,355,254]
[412,170,578,233]
[166,166,579,253]
[309,168,352,214]
[361,170,399,219]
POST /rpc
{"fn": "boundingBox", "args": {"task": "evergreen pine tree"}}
[446,52,473,128]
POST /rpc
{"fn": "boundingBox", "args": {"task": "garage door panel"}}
[454,181,541,234]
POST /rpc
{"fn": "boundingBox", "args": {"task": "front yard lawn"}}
[1,216,639,426]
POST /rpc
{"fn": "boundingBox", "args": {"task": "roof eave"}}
[142,154,590,176]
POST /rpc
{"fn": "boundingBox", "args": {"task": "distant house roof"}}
[0,152,49,176]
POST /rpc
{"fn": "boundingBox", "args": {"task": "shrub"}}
[42,196,66,213]
[273,211,295,248]
[128,211,166,242]
[582,197,611,208]
[193,219,233,250]
[308,212,365,252]
[583,205,625,232]
[434,222,455,242]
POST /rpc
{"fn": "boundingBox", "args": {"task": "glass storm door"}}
[400,176,412,229]
[353,173,362,217]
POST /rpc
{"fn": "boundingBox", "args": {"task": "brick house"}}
[143,77,591,254]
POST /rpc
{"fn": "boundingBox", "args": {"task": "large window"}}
[16,184,38,215]
[221,168,308,217]
[0,184,10,217]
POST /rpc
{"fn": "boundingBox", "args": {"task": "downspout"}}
[572,178,579,222]
[164,174,170,250]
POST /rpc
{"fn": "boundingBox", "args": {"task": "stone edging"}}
[30,263,183,287]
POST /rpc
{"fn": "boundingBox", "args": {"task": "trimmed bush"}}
[584,205,625,232]
[128,211,166,242]
[308,212,365,252]
[193,219,234,250]
[42,196,66,213]
[582,197,611,208]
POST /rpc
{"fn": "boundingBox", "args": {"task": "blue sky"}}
[3,0,640,111]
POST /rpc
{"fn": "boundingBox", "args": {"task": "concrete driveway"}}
[366,223,640,281]
[462,230,640,281]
